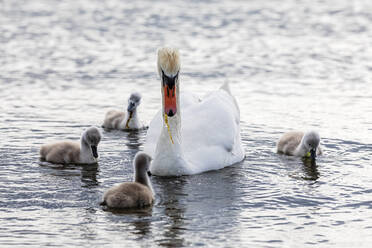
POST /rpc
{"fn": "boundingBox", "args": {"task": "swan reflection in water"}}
[124,130,144,152]
[81,163,99,187]
[152,176,187,247]
[301,158,320,181]
[107,207,154,239]
[151,165,241,247]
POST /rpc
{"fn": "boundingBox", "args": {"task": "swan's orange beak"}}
[162,70,178,117]
[163,84,177,117]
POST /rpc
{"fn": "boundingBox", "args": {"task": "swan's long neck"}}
[163,113,181,143]
[151,79,190,175]
[135,172,153,194]
[122,109,140,129]
[80,137,94,163]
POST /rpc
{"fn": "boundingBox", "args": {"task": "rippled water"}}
[1,0,372,247]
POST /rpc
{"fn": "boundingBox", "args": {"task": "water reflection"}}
[103,129,145,157]
[280,155,320,182]
[38,162,100,187]
[104,207,153,239]
[130,212,152,239]
[2,0,372,246]
[79,208,99,241]
[124,130,143,152]
[153,177,187,247]
[301,158,320,181]
[81,163,99,187]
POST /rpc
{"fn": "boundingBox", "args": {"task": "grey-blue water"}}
[1,0,372,247]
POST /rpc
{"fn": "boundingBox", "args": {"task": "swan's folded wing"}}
[182,89,244,173]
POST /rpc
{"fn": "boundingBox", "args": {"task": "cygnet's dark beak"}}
[147,171,152,177]
[127,102,136,112]
[310,148,316,160]
[91,145,98,158]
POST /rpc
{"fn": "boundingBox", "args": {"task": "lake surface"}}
[1,0,372,247]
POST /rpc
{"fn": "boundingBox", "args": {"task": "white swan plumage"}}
[144,47,244,176]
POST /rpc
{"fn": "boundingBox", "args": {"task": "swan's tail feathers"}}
[220,82,240,118]
[220,82,232,95]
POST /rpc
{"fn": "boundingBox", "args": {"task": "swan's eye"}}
[161,70,179,88]
[162,74,176,89]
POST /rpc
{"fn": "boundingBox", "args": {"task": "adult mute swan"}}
[102,92,145,130]
[277,131,322,160]
[144,47,245,176]
[100,152,154,209]
[40,126,101,164]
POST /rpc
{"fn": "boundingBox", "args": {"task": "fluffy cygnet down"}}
[100,152,154,209]
[277,131,322,160]
[40,126,101,164]
[102,92,145,130]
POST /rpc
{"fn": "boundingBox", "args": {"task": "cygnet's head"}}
[303,131,320,159]
[134,152,152,178]
[157,47,180,117]
[127,92,142,113]
[82,126,102,158]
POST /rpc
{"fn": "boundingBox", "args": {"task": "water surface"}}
[1,0,372,247]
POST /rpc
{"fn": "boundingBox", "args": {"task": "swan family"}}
[39,47,322,209]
